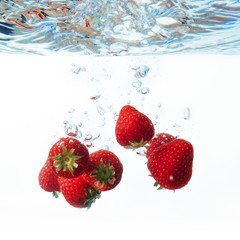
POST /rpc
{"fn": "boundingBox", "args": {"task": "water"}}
[1,54,240,240]
[1,0,240,55]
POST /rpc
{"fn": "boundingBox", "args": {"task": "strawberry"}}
[82,149,123,191]
[115,105,155,149]
[146,133,176,159]
[48,137,89,179]
[58,175,101,208]
[147,138,194,190]
[39,159,60,196]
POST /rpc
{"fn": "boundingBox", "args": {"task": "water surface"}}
[1,0,240,55]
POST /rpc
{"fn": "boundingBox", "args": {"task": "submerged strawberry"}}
[48,137,89,178]
[146,133,176,159]
[115,105,155,149]
[58,175,101,208]
[82,149,123,191]
[39,159,60,197]
[147,138,194,190]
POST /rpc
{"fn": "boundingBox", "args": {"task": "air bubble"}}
[113,111,119,121]
[68,108,75,114]
[101,145,109,150]
[99,121,106,127]
[173,123,181,128]
[85,133,92,141]
[93,133,100,140]
[96,105,106,116]
[90,93,101,101]
[132,65,150,78]
[71,64,86,74]
[80,67,86,72]
[76,130,82,139]
[108,104,114,112]
[157,103,162,108]
[184,107,191,120]
[139,87,150,94]
[85,141,93,148]
[136,148,147,156]
[132,80,142,88]
[65,123,78,137]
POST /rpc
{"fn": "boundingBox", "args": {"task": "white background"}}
[0,54,239,240]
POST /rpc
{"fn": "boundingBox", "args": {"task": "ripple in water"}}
[1,0,240,55]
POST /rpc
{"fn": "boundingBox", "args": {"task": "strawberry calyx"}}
[52,191,60,198]
[124,138,149,149]
[85,187,101,209]
[153,181,164,190]
[149,175,164,190]
[90,160,116,188]
[50,145,83,176]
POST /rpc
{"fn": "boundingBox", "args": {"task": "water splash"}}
[1,0,240,54]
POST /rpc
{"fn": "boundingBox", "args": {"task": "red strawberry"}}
[115,105,155,148]
[58,175,101,208]
[146,133,176,159]
[82,149,123,191]
[147,138,194,190]
[39,159,60,196]
[48,137,89,178]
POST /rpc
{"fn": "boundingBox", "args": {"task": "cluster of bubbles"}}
[59,63,191,157]
[131,65,150,96]
[63,110,106,150]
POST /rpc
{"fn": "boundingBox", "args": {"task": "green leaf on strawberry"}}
[51,144,82,175]
[82,150,123,191]
[48,137,89,179]
[58,175,101,209]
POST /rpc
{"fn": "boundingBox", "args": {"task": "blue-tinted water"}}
[0,0,240,55]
